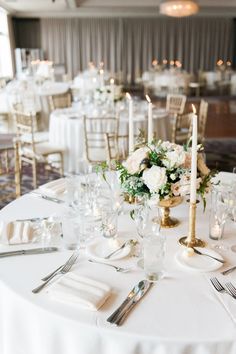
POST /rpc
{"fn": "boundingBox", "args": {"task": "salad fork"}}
[210,277,236,299]
[32,252,79,293]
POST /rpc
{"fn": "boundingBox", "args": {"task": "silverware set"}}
[32,252,79,294]
[107,280,153,326]
[210,277,236,299]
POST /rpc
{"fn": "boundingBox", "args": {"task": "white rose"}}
[123,147,149,174]
[143,166,167,193]
[163,150,186,169]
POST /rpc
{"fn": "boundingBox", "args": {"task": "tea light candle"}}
[210,224,222,239]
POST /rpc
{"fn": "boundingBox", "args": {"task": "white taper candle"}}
[146,94,153,144]
[126,92,134,153]
[190,104,198,204]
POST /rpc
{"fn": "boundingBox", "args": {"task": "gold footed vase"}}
[155,196,183,228]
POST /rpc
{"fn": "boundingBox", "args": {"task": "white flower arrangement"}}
[118,140,215,208]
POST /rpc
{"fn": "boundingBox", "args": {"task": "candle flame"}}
[145,94,151,103]
[126,92,131,100]
[192,104,196,114]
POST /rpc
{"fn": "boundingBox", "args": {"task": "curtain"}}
[7,16,16,74]
[39,17,234,81]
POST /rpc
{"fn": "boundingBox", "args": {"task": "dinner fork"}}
[41,252,78,281]
[225,282,236,298]
[210,277,236,299]
[32,252,79,294]
[88,259,132,273]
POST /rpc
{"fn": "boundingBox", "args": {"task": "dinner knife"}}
[107,280,152,324]
[0,247,58,258]
[31,192,65,204]
[112,280,153,326]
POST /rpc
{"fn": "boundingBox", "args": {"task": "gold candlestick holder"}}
[179,202,206,248]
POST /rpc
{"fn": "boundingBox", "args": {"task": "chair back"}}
[198,99,209,143]
[0,140,21,202]
[48,92,72,111]
[166,94,186,115]
[105,133,129,167]
[171,113,192,144]
[83,115,119,163]
[12,107,38,155]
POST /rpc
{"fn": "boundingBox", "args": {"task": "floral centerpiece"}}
[117,140,215,210]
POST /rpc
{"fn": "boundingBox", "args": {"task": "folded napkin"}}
[48,273,111,311]
[0,221,34,245]
[39,178,66,197]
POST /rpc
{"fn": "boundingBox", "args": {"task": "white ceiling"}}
[1,0,236,17]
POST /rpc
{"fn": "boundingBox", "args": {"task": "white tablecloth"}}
[0,173,236,354]
[49,104,170,172]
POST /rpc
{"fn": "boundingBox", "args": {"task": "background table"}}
[49,104,170,172]
[0,173,236,354]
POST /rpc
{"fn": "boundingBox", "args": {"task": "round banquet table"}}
[49,105,171,173]
[1,173,236,354]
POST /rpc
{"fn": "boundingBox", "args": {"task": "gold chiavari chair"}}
[104,133,129,168]
[48,92,72,112]
[83,115,119,164]
[166,94,186,117]
[0,139,21,203]
[198,99,209,143]
[171,112,192,144]
[13,109,64,189]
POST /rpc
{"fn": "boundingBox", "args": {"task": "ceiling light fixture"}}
[160,0,199,17]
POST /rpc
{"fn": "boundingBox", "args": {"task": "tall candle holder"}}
[179,202,206,248]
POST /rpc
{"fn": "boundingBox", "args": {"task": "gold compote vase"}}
[156,196,183,228]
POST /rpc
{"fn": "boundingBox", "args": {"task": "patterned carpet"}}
[0,135,236,210]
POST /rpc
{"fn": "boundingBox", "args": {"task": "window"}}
[0,8,13,78]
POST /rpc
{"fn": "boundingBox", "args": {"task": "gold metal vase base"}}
[178,202,206,248]
[156,196,183,229]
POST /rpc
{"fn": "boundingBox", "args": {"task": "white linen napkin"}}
[0,221,34,244]
[48,273,111,311]
[39,178,66,197]
[207,275,236,324]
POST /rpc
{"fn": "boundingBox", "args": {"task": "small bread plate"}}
[175,247,223,272]
[86,238,131,261]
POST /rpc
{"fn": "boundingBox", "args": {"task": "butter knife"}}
[113,280,153,326]
[0,247,58,258]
